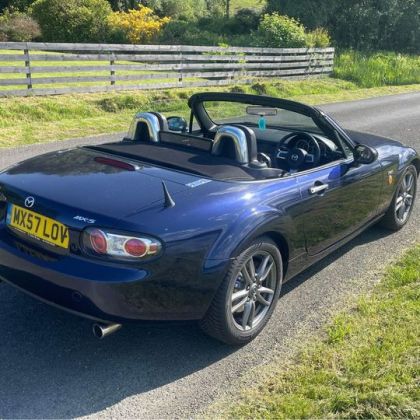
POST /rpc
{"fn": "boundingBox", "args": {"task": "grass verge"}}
[1,78,419,148]
[333,51,420,88]
[214,245,420,419]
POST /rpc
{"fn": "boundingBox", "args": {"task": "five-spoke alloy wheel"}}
[201,237,282,345]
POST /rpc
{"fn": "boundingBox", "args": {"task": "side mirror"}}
[354,144,378,165]
[167,116,187,133]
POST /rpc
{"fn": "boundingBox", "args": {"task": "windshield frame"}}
[189,92,328,135]
[188,92,356,158]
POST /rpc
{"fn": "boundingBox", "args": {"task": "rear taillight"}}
[89,229,108,254]
[83,228,162,260]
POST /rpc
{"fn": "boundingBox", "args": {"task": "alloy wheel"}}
[395,171,415,224]
[230,251,277,332]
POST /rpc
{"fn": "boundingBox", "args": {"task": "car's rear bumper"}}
[0,224,227,322]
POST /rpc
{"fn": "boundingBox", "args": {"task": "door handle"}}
[309,183,328,195]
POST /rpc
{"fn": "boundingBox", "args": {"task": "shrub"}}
[107,5,170,44]
[0,8,41,41]
[229,8,260,33]
[31,0,111,42]
[256,13,306,48]
[305,27,331,48]
[158,19,226,45]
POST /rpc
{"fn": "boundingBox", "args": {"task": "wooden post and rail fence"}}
[0,42,334,97]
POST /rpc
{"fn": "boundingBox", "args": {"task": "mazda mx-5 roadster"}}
[0,92,418,344]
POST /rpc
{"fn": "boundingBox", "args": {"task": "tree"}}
[108,0,140,11]
[330,0,419,53]
[140,0,206,20]
[31,0,112,42]
[0,0,36,12]
[266,0,419,53]
[265,0,336,29]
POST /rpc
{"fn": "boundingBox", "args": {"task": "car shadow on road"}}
[0,225,394,418]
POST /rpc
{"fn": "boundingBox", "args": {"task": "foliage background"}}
[0,0,418,53]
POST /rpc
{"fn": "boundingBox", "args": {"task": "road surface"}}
[0,91,419,418]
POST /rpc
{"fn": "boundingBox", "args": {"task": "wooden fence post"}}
[179,45,183,86]
[24,45,32,90]
[110,53,115,87]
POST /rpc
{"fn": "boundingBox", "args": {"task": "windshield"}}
[203,101,323,134]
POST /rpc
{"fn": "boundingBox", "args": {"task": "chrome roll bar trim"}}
[212,126,249,164]
[126,112,161,143]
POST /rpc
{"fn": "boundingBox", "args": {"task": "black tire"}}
[200,237,283,345]
[380,165,417,231]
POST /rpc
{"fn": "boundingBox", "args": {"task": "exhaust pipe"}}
[92,322,122,339]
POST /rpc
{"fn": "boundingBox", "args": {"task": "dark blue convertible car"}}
[0,92,418,344]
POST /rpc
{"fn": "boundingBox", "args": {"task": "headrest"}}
[212,125,259,165]
[126,112,168,142]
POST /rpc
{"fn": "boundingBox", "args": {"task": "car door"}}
[297,157,384,256]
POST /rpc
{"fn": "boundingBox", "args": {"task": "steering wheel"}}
[277,132,321,170]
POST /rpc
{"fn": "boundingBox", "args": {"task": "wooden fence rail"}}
[0,42,334,97]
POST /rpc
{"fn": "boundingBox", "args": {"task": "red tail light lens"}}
[124,238,147,257]
[83,228,162,260]
[89,229,108,254]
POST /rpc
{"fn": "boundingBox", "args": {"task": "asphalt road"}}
[0,92,419,418]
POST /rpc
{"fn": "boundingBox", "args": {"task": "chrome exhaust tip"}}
[92,322,122,339]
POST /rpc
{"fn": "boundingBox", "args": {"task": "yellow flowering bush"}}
[107,6,170,44]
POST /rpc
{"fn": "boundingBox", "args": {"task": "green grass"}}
[333,51,420,88]
[213,245,420,419]
[0,77,419,148]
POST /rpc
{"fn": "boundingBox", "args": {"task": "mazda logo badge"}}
[24,196,35,208]
[291,154,299,161]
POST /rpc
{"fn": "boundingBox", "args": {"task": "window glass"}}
[203,101,323,134]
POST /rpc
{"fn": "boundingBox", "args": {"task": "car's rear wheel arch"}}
[262,231,289,277]
[232,230,289,279]
[412,158,420,177]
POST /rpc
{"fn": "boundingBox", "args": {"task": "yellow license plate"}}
[7,204,70,249]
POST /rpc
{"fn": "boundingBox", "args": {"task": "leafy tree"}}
[31,0,112,42]
[266,0,419,53]
[205,0,225,17]
[108,1,140,11]
[0,0,36,13]
[265,0,334,29]
[330,0,419,53]
[140,0,206,20]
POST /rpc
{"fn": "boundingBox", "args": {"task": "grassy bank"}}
[334,51,420,88]
[215,245,420,419]
[1,78,419,148]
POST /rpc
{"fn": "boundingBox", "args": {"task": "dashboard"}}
[256,131,342,170]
